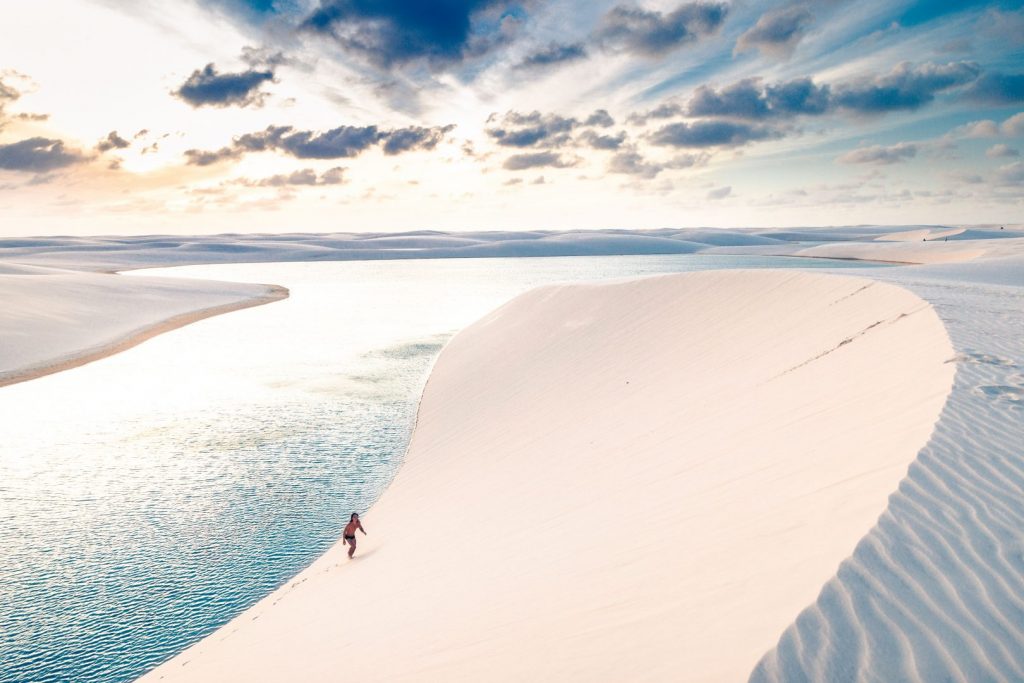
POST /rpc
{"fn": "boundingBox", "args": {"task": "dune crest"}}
[139,270,954,682]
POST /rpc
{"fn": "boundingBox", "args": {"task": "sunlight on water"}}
[0,254,882,683]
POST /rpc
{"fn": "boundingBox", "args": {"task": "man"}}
[343,512,367,558]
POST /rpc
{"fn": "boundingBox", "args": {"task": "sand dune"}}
[3,226,1019,272]
[138,270,954,682]
[751,270,1024,682]
[0,269,286,387]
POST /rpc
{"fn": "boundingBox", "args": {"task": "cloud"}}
[516,42,587,70]
[0,77,18,125]
[185,147,243,166]
[995,160,1024,184]
[381,124,455,154]
[963,71,1024,104]
[486,109,613,148]
[502,151,577,170]
[707,185,731,199]
[949,119,1000,138]
[649,120,777,147]
[0,76,38,129]
[579,130,627,150]
[608,148,706,178]
[0,137,89,172]
[0,78,16,103]
[833,61,980,113]
[301,0,523,70]
[174,63,274,108]
[987,143,1020,158]
[946,170,985,184]
[735,4,813,58]
[688,77,830,119]
[185,123,454,165]
[837,142,917,165]
[596,2,728,57]
[1003,112,1024,136]
[584,109,615,127]
[96,131,130,152]
[239,167,347,186]
[486,110,577,147]
[627,102,684,125]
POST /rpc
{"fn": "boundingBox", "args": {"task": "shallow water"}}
[0,254,884,683]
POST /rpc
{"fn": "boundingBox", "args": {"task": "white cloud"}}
[986,143,1020,158]
[837,142,917,165]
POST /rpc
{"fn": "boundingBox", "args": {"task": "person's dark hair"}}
[350,512,359,522]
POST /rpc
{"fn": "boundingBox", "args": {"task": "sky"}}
[0,0,1022,235]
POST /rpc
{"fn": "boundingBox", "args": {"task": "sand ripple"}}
[751,278,1024,683]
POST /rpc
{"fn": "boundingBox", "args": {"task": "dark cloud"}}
[766,77,832,115]
[486,109,618,149]
[185,147,242,166]
[649,120,777,147]
[0,137,89,172]
[185,123,454,165]
[96,131,130,152]
[608,148,706,178]
[516,42,587,70]
[735,4,812,58]
[382,124,456,154]
[688,77,831,119]
[175,63,274,108]
[0,76,21,129]
[301,0,522,70]
[597,2,728,57]
[0,79,16,102]
[486,111,578,148]
[502,151,577,170]
[0,77,18,117]
[837,142,917,165]
[276,126,384,158]
[627,102,684,125]
[833,61,980,113]
[584,109,615,127]
[579,130,627,150]
[320,166,346,184]
[962,71,1024,104]
[707,185,731,199]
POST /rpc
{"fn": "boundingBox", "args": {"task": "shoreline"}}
[0,284,288,389]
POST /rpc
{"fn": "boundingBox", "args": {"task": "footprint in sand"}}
[976,384,1024,407]
[955,351,1018,367]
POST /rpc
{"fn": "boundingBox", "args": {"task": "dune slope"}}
[139,270,954,682]
[0,269,286,387]
[751,271,1024,682]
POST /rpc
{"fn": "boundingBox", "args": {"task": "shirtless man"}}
[343,512,367,558]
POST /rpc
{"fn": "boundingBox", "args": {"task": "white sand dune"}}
[1,226,1016,272]
[0,269,286,387]
[4,226,1022,681]
[752,266,1024,682]
[138,270,955,682]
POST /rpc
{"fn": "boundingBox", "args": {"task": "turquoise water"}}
[0,255,885,683]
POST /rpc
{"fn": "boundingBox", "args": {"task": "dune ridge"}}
[750,273,1024,682]
[138,270,954,682]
